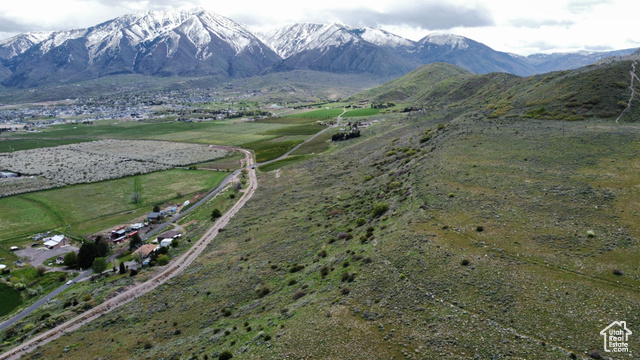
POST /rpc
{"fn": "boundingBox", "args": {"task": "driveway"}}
[15,246,79,269]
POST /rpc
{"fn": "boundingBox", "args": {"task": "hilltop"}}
[358,60,640,121]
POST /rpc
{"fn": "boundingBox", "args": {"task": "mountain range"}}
[0,8,636,88]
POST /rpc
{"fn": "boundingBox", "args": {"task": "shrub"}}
[211,209,222,220]
[289,264,304,273]
[287,279,297,286]
[22,323,35,332]
[341,272,356,282]
[157,255,169,266]
[264,334,272,341]
[219,351,233,360]
[461,259,470,266]
[320,266,329,278]
[371,202,389,218]
[317,250,327,258]
[292,289,307,300]
[476,226,484,232]
[363,175,373,182]
[586,230,596,238]
[613,269,623,276]
[256,287,270,298]
[355,218,366,227]
[448,193,455,198]
[130,269,138,277]
[341,287,351,295]
[82,294,92,302]
[419,135,432,143]
[35,265,46,277]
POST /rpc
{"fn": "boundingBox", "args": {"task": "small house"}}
[132,244,158,259]
[56,256,64,265]
[10,246,19,251]
[157,230,181,241]
[160,239,173,248]
[147,212,162,221]
[43,235,69,249]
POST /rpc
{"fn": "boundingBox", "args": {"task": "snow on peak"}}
[423,33,469,49]
[358,28,414,48]
[259,23,412,58]
[0,31,53,58]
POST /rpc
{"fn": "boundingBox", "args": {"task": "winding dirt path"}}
[0,149,257,360]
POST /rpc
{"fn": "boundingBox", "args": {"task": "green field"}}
[0,169,229,245]
[285,108,344,119]
[0,283,22,317]
[343,108,382,117]
[0,139,93,153]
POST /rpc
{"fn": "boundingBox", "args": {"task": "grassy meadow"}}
[0,169,229,258]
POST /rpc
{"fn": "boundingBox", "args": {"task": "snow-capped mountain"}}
[0,32,53,59]
[0,8,279,87]
[0,8,637,88]
[412,34,536,76]
[258,23,414,59]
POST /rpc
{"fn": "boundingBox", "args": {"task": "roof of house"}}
[148,212,161,218]
[132,244,158,258]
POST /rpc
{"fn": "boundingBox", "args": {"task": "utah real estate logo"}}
[600,321,632,353]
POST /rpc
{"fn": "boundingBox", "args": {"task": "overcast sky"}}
[0,0,637,55]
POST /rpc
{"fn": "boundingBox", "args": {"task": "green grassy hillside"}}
[359,61,640,121]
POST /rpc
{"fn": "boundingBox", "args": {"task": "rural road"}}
[0,147,257,360]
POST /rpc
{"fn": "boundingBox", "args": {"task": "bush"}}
[461,259,470,266]
[157,255,170,266]
[82,294,92,302]
[341,272,356,282]
[289,264,304,273]
[211,209,222,221]
[476,226,484,232]
[317,250,327,258]
[292,289,307,300]
[287,279,297,286]
[130,269,138,277]
[355,218,366,227]
[371,202,389,218]
[35,265,47,277]
[219,351,233,360]
[256,287,270,298]
[613,269,624,276]
[320,266,329,278]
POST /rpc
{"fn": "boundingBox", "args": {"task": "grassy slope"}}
[20,109,640,359]
[359,61,640,121]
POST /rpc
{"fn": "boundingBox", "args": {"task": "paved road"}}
[0,145,249,333]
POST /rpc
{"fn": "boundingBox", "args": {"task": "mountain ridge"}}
[0,8,637,88]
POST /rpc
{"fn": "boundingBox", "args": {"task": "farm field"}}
[343,107,382,117]
[0,169,229,258]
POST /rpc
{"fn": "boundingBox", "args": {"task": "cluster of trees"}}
[370,102,395,109]
[64,236,110,270]
[331,129,361,142]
